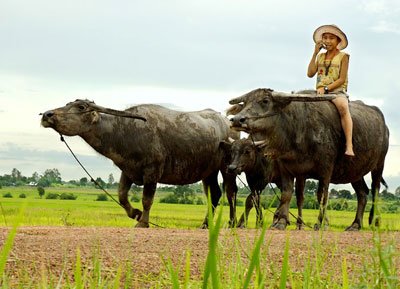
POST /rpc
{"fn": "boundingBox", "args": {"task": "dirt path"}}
[1,227,399,287]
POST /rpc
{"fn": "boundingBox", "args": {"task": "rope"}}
[236,175,312,229]
[58,134,165,228]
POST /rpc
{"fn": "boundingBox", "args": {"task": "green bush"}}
[18,193,26,198]
[37,186,45,198]
[2,193,13,198]
[196,197,204,205]
[60,193,77,200]
[160,193,179,204]
[45,193,59,199]
[130,194,141,202]
[96,194,108,201]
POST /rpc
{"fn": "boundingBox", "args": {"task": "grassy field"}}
[0,186,399,288]
[0,186,399,231]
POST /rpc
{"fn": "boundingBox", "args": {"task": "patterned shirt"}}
[316,52,349,92]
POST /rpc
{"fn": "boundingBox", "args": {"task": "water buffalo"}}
[222,138,306,229]
[229,88,389,231]
[41,99,238,228]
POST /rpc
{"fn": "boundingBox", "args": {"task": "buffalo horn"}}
[228,95,246,105]
[228,137,235,143]
[253,140,266,146]
[90,104,147,121]
[271,91,336,101]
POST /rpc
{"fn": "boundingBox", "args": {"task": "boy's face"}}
[322,33,340,50]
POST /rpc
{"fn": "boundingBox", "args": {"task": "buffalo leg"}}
[272,177,294,230]
[222,172,238,228]
[136,182,157,228]
[118,173,142,221]
[237,191,257,228]
[346,179,368,231]
[369,166,384,228]
[295,178,305,230]
[201,171,222,228]
[314,180,330,230]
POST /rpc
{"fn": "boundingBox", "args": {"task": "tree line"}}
[0,168,117,188]
[1,168,400,202]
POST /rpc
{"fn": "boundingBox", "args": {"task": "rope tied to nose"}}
[58,133,164,228]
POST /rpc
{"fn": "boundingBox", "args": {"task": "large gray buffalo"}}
[221,138,306,229]
[41,99,238,228]
[229,88,389,231]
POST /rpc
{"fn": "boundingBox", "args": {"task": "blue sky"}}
[1,0,399,190]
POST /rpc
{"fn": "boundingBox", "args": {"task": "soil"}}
[1,226,399,287]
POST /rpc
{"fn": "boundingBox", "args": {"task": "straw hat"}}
[313,24,348,50]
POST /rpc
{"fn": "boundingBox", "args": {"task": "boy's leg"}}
[332,96,355,156]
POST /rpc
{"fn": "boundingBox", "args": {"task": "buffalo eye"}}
[78,104,86,111]
[262,98,269,104]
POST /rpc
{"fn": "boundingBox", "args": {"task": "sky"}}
[1,0,400,190]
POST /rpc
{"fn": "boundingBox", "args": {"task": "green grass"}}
[0,186,400,231]
[0,187,399,288]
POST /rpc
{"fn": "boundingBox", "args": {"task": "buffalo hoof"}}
[313,223,329,231]
[135,221,149,228]
[255,220,264,229]
[200,223,208,229]
[345,223,361,231]
[229,219,237,228]
[296,223,304,230]
[237,221,246,229]
[270,219,287,230]
[129,209,142,221]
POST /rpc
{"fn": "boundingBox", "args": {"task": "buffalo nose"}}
[230,116,247,126]
[43,111,54,118]
[228,164,237,173]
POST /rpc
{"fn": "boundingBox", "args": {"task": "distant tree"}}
[380,189,396,201]
[338,189,352,199]
[94,177,106,188]
[330,188,339,199]
[79,177,88,186]
[37,177,51,187]
[42,168,62,184]
[29,172,40,183]
[107,174,115,188]
[11,168,22,183]
[395,186,400,198]
[37,186,45,198]
[304,180,318,196]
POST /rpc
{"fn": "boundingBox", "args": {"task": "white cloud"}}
[370,20,400,34]
[361,0,400,15]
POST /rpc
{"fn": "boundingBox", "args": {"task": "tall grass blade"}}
[0,202,26,282]
[164,258,180,289]
[112,265,122,289]
[279,234,290,289]
[74,247,83,289]
[202,187,222,289]
[342,257,349,289]
[184,250,191,289]
[242,213,269,289]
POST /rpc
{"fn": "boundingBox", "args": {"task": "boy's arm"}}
[307,41,323,77]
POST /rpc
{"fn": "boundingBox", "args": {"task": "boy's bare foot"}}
[345,148,355,157]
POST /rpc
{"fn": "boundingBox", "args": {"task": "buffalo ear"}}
[91,111,100,124]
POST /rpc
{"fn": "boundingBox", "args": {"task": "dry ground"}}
[1,227,399,287]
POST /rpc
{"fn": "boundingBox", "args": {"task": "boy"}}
[307,24,355,157]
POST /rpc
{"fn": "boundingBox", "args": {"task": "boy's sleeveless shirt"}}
[316,52,349,92]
